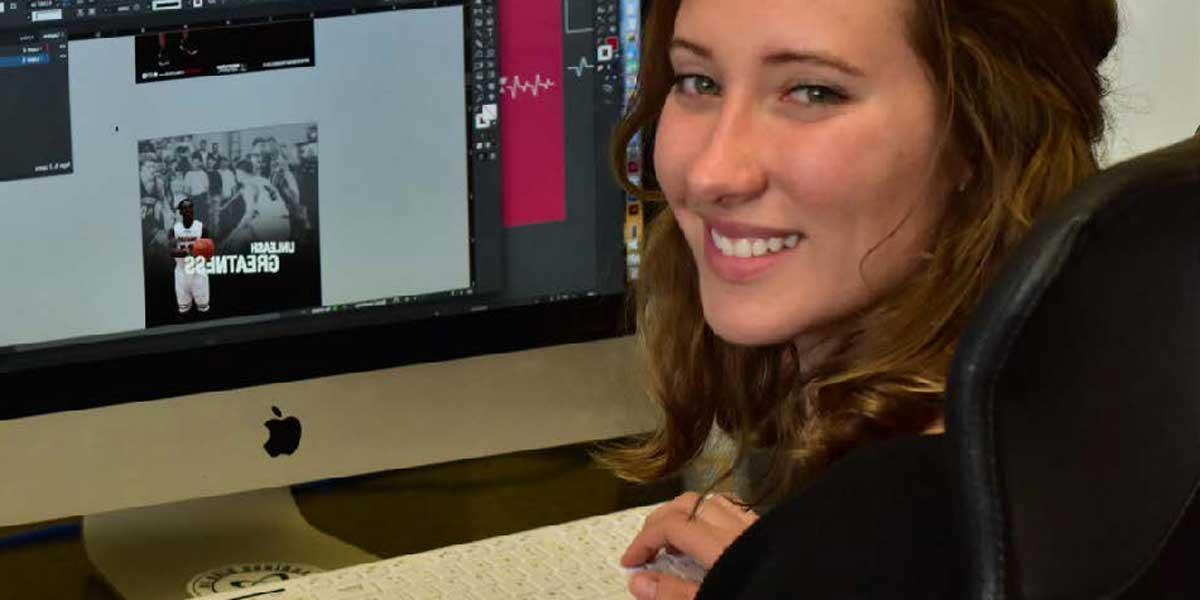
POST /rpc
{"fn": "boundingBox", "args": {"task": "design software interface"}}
[0,0,639,363]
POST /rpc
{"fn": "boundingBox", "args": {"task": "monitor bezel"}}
[0,292,631,421]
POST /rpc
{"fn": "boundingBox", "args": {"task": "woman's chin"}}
[704,312,796,348]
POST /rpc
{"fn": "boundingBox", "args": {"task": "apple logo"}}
[263,406,302,457]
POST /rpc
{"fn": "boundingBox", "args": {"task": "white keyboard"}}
[202,503,671,600]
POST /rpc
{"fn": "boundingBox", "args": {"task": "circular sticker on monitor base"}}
[187,562,323,597]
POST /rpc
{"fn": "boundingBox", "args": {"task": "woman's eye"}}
[787,85,845,105]
[674,74,720,96]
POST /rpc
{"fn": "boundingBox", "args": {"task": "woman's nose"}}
[684,102,768,208]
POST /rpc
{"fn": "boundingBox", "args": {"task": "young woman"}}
[604,0,1119,597]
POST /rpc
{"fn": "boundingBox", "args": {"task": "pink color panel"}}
[499,0,567,227]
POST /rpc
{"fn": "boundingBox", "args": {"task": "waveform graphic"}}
[566,56,595,78]
[501,74,558,100]
[500,0,566,227]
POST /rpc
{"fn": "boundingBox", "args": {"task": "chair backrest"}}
[947,137,1200,599]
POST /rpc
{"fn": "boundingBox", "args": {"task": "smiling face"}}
[655,0,962,350]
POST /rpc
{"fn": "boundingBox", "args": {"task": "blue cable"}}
[0,523,82,552]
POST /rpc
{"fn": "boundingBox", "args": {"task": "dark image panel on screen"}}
[134,20,316,84]
[138,122,322,327]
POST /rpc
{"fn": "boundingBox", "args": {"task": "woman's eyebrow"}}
[669,37,864,78]
[669,38,712,58]
[762,48,864,77]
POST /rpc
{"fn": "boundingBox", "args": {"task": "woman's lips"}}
[703,223,804,283]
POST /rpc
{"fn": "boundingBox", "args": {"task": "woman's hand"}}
[622,492,759,600]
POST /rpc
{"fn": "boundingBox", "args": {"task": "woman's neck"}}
[794,322,946,436]
[793,322,855,375]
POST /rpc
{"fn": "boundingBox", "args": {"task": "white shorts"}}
[175,268,210,312]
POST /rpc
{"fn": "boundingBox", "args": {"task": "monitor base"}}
[83,487,377,599]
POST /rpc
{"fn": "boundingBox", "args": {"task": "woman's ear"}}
[940,133,975,195]
[952,155,974,194]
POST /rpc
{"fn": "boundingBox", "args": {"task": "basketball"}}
[192,238,216,259]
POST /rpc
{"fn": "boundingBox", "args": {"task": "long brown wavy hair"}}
[600,0,1119,505]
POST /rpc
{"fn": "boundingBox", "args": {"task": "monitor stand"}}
[82,487,377,600]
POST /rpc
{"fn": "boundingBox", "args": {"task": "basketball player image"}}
[222,159,290,252]
[169,198,212,316]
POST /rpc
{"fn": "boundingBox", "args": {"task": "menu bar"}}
[0,0,445,34]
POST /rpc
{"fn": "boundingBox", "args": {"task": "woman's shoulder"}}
[699,434,961,599]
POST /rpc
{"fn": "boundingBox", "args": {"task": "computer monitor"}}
[0,0,648,592]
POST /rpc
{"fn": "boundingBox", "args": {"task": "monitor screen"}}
[0,0,639,365]
[0,0,636,417]
[2,9,479,349]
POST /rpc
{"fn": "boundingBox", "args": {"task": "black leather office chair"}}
[947,136,1200,598]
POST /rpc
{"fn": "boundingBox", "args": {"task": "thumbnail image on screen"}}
[138,123,321,327]
[133,20,316,84]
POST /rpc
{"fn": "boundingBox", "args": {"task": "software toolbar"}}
[469,0,498,163]
[0,0,438,32]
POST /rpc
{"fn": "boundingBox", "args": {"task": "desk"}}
[0,439,679,599]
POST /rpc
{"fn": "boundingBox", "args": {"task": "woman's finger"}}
[628,572,701,600]
[621,509,726,568]
[691,494,751,531]
[655,492,744,532]
[640,493,698,530]
[706,493,760,526]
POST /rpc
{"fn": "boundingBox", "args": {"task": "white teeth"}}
[711,229,802,258]
[711,228,733,254]
[733,238,753,258]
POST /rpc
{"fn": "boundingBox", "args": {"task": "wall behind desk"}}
[1101,0,1200,164]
